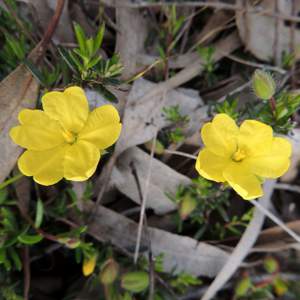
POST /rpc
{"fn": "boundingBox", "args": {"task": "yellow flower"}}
[83,254,97,276]
[195,114,291,200]
[10,86,122,186]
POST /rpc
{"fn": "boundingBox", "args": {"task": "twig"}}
[222,53,286,74]
[22,247,30,300]
[130,162,155,300]
[36,0,66,63]
[289,0,296,88]
[275,183,300,194]
[163,149,197,160]
[134,131,157,263]
[250,199,300,243]
[273,0,280,65]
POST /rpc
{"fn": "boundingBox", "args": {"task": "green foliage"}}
[167,177,252,239]
[0,1,32,78]
[162,105,189,144]
[170,272,202,294]
[58,23,123,102]
[197,46,217,85]
[250,90,300,134]
[215,97,239,120]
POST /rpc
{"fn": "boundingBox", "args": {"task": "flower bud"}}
[99,258,119,285]
[235,276,251,297]
[263,257,278,274]
[82,253,97,276]
[57,237,81,249]
[179,195,197,220]
[121,271,149,293]
[252,70,276,100]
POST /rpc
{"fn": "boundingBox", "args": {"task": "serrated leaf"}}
[34,198,44,228]
[18,233,43,245]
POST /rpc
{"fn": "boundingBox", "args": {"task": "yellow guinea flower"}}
[195,114,291,200]
[10,86,122,186]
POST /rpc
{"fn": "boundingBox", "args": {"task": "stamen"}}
[232,148,246,162]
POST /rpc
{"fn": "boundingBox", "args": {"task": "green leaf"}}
[73,22,87,54]
[9,248,22,271]
[18,233,43,245]
[93,23,105,55]
[34,198,44,228]
[0,248,6,264]
[86,55,101,69]
[57,46,79,73]
[24,59,47,86]
[86,38,94,58]
[95,85,118,103]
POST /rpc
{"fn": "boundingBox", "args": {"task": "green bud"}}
[121,271,149,293]
[273,276,288,296]
[57,237,81,249]
[263,257,278,274]
[235,276,251,297]
[252,70,276,100]
[179,195,197,220]
[99,258,119,285]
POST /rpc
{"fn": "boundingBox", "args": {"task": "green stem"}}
[0,173,23,190]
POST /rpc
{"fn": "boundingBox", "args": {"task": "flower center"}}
[63,130,77,144]
[232,148,246,162]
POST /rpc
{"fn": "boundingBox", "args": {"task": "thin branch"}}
[250,199,300,243]
[134,131,157,263]
[163,149,197,160]
[130,162,155,300]
[36,0,66,63]
[275,183,300,194]
[222,53,286,74]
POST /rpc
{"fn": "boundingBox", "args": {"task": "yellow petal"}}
[238,119,273,156]
[42,86,89,133]
[201,114,238,157]
[18,146,66,185]
[195,148,230,182]
[78,105,122,149]
[223,162,263,200]
[247,137,291,178]
[10,109,65,151]
[64,140,100,181]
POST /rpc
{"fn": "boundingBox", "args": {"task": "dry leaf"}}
[79,202,229,277]
[0,62,39,183]
[117,78,203,153]
[236,0,300,62]
[111,147,191,214]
